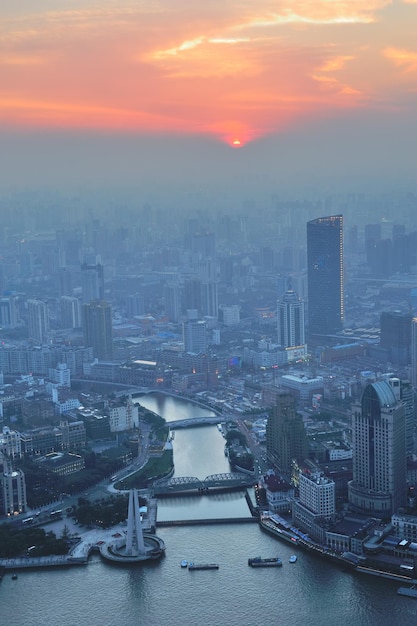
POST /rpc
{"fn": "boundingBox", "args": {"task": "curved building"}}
[348,381,406,517]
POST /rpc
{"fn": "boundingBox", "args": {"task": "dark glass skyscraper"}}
[307,214,344,336]
[82,300,113,360]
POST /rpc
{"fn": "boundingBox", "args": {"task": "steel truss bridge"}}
[167,417,222,428]
[152,472,254,495]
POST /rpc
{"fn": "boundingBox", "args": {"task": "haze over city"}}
[1,0,416,191]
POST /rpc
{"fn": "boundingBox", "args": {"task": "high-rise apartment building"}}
[277,281,306,350]
[82,300,113,361]
[307,215,344,337]
[27,299,49,343]
[0,296,20,328]
[81,262,104,303]
[266,391,307,475]
[182,319,207,354]
[348,381,407,517]
[60,296,81,329]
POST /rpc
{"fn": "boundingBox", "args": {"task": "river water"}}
[1,393,416,625]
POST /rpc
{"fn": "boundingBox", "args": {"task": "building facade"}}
[348,381,407,517]
[277,281,306,358]
[266,391,308,475]
[307,214,344,337]
[82,300,113,361]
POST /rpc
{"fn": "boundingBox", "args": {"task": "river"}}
[1,393,416,625]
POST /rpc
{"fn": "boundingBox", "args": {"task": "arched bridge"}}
[153,472,254,495]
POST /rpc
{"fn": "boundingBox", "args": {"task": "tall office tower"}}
[388,378,415,457]
[81,262,104,303]
[82,300,113,361]
[27,299,49,343]
[126,293,145,318]
[58,266,73,297]
[164,282,182,322]
[60,296,81,329]
[412,317,417,390]
[348,381,407,517]
[380,311,412,365]
[307,214,344,337]
[182,278,202,315]
[0,296,20,328]
[266,391,307,475]
[182,319,207,354]
[200,281,218,318]
[277,281,305,349]
[1,461,27,516]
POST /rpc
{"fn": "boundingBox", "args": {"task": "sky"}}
[1,0,417,191]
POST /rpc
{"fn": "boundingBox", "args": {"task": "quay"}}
[259,515,417,585]
[0,555,87,570]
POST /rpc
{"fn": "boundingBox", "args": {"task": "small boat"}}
[248,557,282,568]
[188,562,219,570]
[289,555,297,563]
[180,559,188,568]
[11,573,18,580]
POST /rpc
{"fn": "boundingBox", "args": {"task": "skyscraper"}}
[81,262,104,303]
[266,391,307,475]
[182,319,207,354]
[27,299,49,343]
[60,296,81,329]
[380,311,412,365]
[412,317,417,390]
[82,300,113,361]
[277,281,306,351]
[307,215,344,337]
[348,381,406,517]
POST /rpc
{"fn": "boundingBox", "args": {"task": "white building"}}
[49,363,71,387]
[108,398,139,432]
[0,427,21,458]
[219,304,240,326]
[292,471,335,542]
[280,374,324,404]
[299,472,335,518]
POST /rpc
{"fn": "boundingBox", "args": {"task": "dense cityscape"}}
[1,191,417,594]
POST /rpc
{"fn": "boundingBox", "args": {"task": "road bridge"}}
[167,417,221,428]
[153,472,255,495]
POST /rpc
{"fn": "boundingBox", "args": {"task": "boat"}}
[289,555,297,563]
[248,557,283,568]
[188,562,219,570]
[397,585,417,598]
[11,573,18,580]
[180,559,188,568]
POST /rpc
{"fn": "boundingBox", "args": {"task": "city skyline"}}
[1,1,416,190]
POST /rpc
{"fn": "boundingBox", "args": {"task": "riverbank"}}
[259,516,417,586]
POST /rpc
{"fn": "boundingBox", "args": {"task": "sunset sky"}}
[1,1,417,189]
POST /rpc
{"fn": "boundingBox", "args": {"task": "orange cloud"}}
[0,1,414,142]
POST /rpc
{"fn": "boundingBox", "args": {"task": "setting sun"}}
[232,139,242,147]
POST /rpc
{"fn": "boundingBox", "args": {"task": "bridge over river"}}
[152,472,255,495]
[167,416,223,428]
